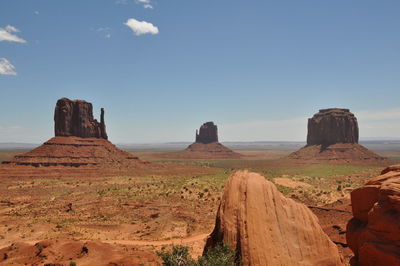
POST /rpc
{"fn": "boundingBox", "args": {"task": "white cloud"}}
[34,11,39,15]
[0,58,17,75]
[5,25,19,33]
[144,4,153,9]
[124,18,159,36]
[0,25,26,43]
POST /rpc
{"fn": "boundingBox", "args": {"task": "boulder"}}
[205,170,344,266]
[346,164,400,266]
[196,122,218,144]
[307,108,358,146]
[54,98,108,139]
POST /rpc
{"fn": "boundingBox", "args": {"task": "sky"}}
[1,0,400,143]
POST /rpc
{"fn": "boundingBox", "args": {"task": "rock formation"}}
[346,164,400,266]
[288,108,387,163]
[54,98,108,139]
[195,122,218,144]
[307,109,358,146]
[2,98,144,170]
[204,170,344,266]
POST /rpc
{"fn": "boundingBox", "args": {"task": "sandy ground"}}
[0,148,398,265]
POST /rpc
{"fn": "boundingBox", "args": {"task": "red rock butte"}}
[1,98,147,175]
[184,122,241,159]
[288,108,387,164]
[54,98,108,139]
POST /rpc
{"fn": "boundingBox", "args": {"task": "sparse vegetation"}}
[158,244,240,266]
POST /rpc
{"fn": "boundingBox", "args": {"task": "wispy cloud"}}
[97,27,112,39]
[136,0,153,9]
[0,58,17,75]
[0,25,26,43]
[34,11,39,15]
[124,18,159,36]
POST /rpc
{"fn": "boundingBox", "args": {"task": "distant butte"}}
[288,108,387,164]
[2,98,144,170]
[307,108,358,146]
[155,121,242,159]
[195,122,218,144]
[54,98,108,139]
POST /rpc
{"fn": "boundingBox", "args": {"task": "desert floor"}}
[0,147,398,265]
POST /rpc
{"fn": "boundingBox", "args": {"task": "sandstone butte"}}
[54,97,108,139]
[288,108,387,163]
[183,121,242,159]
[346,164,400,266]
[1,98,143,169]
[204,170,344,266]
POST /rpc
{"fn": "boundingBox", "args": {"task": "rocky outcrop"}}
[346,164,400,266]
[288,108,386,164]
[54,98,108,139]
[196,122,218,144]
[307,109,358,146]
[205,170,344,266]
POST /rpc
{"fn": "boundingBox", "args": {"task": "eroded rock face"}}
[307,108,358,146]
[346,165,400,266]
[54,98,108,139]
[195,122,218,144]
[205,170,344,266]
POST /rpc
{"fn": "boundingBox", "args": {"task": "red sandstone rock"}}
[54,98,108,139]
[307,108,358,146]
[205,170,344,266]
[346,164,400,266]
[288,109,386,163]
[196,122,218,144]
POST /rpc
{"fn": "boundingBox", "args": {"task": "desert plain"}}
[0,141,398,265]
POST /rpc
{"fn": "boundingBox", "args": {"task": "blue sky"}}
[1,0,400,143]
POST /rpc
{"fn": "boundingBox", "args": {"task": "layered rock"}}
[346,164,400,266]
[307,108,358,146]
[204,170,344,266]
[2,98,145,170]
[288,108,386,163]
[54,98,108,139]
[196,122,218,144]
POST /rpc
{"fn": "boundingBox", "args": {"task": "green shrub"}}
[157,244,240,266]
[198,244,239,266]
[157,245,195,266]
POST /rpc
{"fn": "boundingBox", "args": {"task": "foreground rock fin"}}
[205,170,344,266]
[346,164,400,266]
